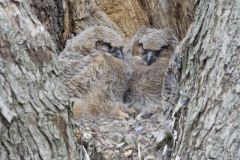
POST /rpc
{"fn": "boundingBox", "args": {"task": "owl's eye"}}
[101,45,111,52]
[155,50,161,57]
[139,48,145,55]
[142,50,148,55]
[109,47,124,59]
[159,46,169,53]
[158,45,169,57]
[96,41,112,52]
[137,43,145,55]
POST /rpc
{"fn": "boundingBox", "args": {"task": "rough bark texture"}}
[138,0,195,39]
[63,0,195,38]
[173,0,240,159]
[1,0,239,160]
[29,0,64,51]
[0,1,79,159]
[26,0,195,49]
[64,0,149,37]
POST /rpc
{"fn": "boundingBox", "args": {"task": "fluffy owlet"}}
[124,27,178,113]
[64,26,124,57]
[58,26,131,118]
[58,26,126,84]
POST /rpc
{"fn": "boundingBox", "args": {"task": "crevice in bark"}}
[172,0,240,159]
[29,0,65,52]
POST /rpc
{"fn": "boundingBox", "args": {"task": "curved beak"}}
[117,48,124,60]
[146,51,155,65]
[110,47,124,59]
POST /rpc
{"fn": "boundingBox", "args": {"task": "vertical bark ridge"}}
[173,0,240,159]
[0,1,79,159]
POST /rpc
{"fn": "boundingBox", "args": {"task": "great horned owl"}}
[58,26,124,81]
[63,26,124,59]
[124,27,178,113]
[58,26,130,118]
[69,53,130,118]
[58,26,126,82]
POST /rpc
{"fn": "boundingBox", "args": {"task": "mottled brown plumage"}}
[64,26,124,55]
[70,53,130,118]
[125,28,178,112]
[58,26,130,118]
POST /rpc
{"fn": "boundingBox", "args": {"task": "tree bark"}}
[137,0,195,39]
[1,0,239,160]
[29,0,64,51]
[0,1,78,159]
[62,0,195,38]
[172,0,240,159]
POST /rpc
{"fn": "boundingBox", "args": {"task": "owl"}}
[58,26,131,118]
[58,26,126,82]
[69,52,131,118]
[63,26,124,59]
[124,27,178,114]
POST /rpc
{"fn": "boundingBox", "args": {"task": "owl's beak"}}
[117,49,124,59]
[146,51,155,65]
[110,47,124,60]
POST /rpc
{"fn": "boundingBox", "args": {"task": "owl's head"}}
[130,28,178,65]
[64,26,125,59]
[134,42,171,65]
[95,40,124,59]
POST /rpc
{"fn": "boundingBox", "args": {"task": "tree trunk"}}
[62,0,195,38]
[29,0,64,51]
[172,0,240,159]
[1,0,239,160]
[137,0,195,39]
[0,1,79,159]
